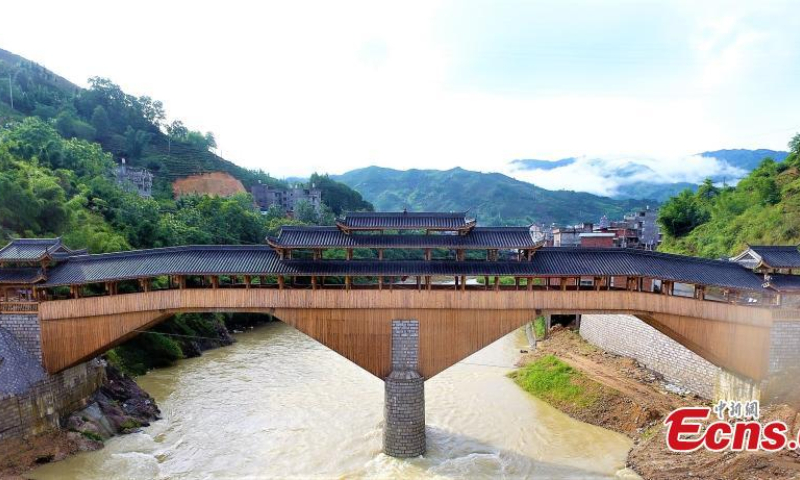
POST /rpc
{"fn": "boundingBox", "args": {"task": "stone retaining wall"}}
[0,360,105,441]
[0,314,42,362]
[579,314,720,399]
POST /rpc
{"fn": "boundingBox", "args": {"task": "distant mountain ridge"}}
[333,166,650,226]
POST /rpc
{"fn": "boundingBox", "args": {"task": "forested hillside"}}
[334,166,649,226]
[0,48,371,374]
[659,134,800,258]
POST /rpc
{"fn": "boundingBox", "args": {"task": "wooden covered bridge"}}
[1,212,799,456]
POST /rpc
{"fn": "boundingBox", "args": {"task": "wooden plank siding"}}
[37,289,787,381]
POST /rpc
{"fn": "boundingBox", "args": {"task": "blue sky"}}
[0,0,798,191]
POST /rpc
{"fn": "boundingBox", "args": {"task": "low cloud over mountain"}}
[507,149,788,200]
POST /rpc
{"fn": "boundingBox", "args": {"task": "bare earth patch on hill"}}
[516,328,800,480]
[172,172,246,198]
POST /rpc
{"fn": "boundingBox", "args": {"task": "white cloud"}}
[507,154,746,197]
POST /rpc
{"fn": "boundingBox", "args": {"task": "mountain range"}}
[333,166,650,226]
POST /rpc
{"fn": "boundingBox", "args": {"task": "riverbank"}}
[515,327,800,480]
[0,363,159,479]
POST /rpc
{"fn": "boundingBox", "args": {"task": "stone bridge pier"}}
[383,320,425,458]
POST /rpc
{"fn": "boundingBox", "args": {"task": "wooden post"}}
[278,276,285,290]
[286,249,293,260]
[345,276,352,290]
[378,276,383,290]
[425,276,431,290]
[454,276,458,290]
[484,276,490,290]
[211,276,219,290]
[494,276,500,291]
[527,277,533,291]
[560,277,567,291]
[515,277,520,290]
[311,276,317,290]
[347,249,353,260]
[179,276,187,290]
[457,249,465,261]
[460,276,466,291]
[425,249,432,261]
[378,249,384,261]
[544,314,552,339]
[416,276,421,290]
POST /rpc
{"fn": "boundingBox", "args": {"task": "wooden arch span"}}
[37,288,785,382]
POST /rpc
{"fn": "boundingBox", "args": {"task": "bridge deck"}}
[37,288,793,382]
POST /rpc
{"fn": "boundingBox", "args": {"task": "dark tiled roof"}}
[338,211,474,230]
[41,245,768,291]
[0,268,45,284]
[276,248,765,291]
[768,274,800,292]
[748,245,800,268]
[269,226,540,249]
[0,238,82,262]
[530,248,766,291]
[45,246,282,286]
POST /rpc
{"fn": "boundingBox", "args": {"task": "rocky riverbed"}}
[0,363,160,479]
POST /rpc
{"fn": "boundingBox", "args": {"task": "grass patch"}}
[509,355,603,409]
[77,430,104,442]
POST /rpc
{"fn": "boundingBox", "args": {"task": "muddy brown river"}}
[29,322,637,479]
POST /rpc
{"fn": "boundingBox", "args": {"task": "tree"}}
[204,132,217,150]
[658,189,709,238]
[294,200,319,224]
[90,105,110,139]
[696,178,719,202]
[124,127,153,159]
[790,133,800,156]
[165,120,187,153]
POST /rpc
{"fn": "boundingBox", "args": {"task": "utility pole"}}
[8,69,20,110]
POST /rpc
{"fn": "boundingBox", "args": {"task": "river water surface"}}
[30,322,637,479]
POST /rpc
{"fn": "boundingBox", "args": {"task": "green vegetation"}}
[334,166,649,226]
[533,316,546,339]
[509,355,604,408]
[0,49,371,376]
[658,134,800,258]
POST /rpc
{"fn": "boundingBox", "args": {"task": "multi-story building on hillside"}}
[251,183,322,216]
[547,207,661,250]
[114,159,153,198]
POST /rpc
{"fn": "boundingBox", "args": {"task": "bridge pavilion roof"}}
[0,238,86,263]
[766,273,800,292]
[39,245,767,292]
[0,268,45,284]
[740,245,800,269]
[268,226,541,250]
[336,211,476,232]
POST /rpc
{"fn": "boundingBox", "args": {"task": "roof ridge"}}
[65,244,274,262]
[539,247,743,267]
